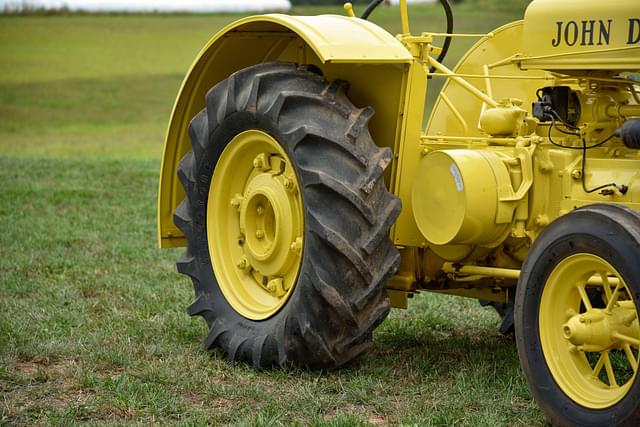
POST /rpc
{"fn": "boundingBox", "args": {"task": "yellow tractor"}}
[157,0,640,424]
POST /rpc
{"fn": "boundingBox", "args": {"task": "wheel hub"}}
[207,130,304,320]
[237,160,301,292]
[563,302,639,352]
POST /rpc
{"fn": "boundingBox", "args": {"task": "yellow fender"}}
[158,13,414,248]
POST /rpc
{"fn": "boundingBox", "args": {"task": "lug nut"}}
[290,237,303,254]
[253,153,271,171]
[266,277,285,297]
[255,230,265,239]
[230,194,243,211]
[237,257,249,270]
[256,205,264,215]
[283,176,297,194]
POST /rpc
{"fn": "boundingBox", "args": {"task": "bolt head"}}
[255,230,265,239]
[534,215,549,226]
[230,194,243,211]
[253,153,271,171]
[256,205,264,215]
[290,237,303,254]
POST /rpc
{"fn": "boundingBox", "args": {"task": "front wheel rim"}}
[207,130,304,320]
[539,253,640,408]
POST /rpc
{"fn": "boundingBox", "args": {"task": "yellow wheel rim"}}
[540,253,640,409]
[207,130,304,320]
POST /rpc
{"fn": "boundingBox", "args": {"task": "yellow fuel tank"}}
[412,149,516,247]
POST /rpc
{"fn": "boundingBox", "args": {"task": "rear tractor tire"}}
[174,62,401,369]
[515,204,640,426]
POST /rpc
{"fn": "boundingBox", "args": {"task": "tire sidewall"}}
[515,209,640,426]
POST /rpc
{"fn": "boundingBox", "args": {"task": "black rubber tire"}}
[173,62,401,369]
[515,204,640,427]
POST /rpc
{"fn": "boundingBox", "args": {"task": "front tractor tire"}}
[174,62,401,369]
[515,205,640,426]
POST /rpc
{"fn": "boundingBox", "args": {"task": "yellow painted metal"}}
[412,149,515,246]
[343,3,355,18]
[608,104,640,119]
[391,21,549,249]
[479,99,529,137]
[387,247,418,291]
[157,14,412,248]
[520,0,640,71]
[425,21,547,140]
[207,130,304,320]
[442,263,521,281]
[539,254,640,408]
[160,0,640,321]
[389,60,428,247]
[426,56,498,108]
[399,0,410,35]
[387,289,410,309]
[412,139,536,248]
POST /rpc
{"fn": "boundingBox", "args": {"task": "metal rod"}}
[442,263,520,280]
[426,56,498,108]
[399,0,410,35]
[442,262,620,286]
[607,104,640,118]
[439,92,469,135]
[421,134,522,144]
[428,72,553,80]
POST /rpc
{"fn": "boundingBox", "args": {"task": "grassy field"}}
[0,1,546,425]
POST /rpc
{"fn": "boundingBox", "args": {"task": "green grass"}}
[0,2,545,425]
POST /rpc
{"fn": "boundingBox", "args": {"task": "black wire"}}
[547,116,614,150]
[429,0,454,75]
[360,0,384,20]
[579,138,619,194]
[550,110,580,130]
[546,115,625,194]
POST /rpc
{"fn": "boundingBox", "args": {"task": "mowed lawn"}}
[0,2,546,425]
